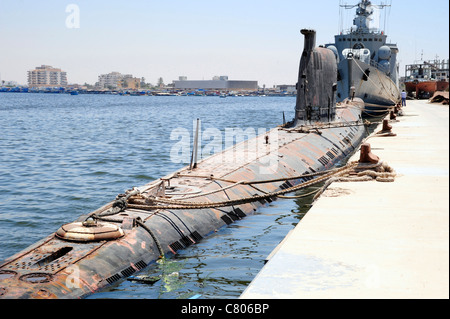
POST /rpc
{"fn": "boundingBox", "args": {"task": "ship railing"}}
[341,28,384,35]
[370,59,382,69]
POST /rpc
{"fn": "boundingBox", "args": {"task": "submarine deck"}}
[240,99,449,299]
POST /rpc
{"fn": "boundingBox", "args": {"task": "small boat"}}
[404,59,449,99]
[70,91,79,95]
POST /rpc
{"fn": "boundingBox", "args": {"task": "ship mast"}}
[339,0,391,34]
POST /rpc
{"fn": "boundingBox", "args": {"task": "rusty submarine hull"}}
[0,29,367,299]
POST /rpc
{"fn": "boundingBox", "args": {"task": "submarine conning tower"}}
[294,29,338,126]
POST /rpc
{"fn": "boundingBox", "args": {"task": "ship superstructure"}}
[326,0,400,113]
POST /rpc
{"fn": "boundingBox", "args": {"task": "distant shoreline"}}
[0,88,297,97]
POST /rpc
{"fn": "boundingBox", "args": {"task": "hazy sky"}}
[0,0,448,87]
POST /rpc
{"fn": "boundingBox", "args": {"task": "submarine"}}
[0,29,367,299]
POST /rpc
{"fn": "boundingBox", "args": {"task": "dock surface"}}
[240,99,449,299]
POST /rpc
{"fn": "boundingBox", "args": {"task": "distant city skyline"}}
[0,0,448,87]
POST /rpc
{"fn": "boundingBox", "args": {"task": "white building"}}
[97,72,133,89]
[27,65,68,87]
[275,84,297,94]
[173,76,257,90]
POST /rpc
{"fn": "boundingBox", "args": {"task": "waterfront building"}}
[122,77,141,90]
[173,76,257,91]
[275,84,297,94]
[431,59,449,82]
[96,72,137,89]
[27,65,68,87]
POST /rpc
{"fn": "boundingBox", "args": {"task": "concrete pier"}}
[241,100,449,299]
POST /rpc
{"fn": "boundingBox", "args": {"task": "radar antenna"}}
[339,0,391,33]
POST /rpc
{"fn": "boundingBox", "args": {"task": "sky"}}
[0,0,448,87]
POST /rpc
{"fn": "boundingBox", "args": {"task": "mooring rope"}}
[284,120,369,133]
[135,219,165,259]
[312,160,396,201]
[129,159,396,211]
[127,162,362,210]
[176,164,350,186]
[98,160,395,214]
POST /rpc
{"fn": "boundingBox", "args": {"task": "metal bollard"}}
[359,143,380,164]
[383,119,392,132]
[390,110,396,120]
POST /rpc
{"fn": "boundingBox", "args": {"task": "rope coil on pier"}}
[312,160,396,201]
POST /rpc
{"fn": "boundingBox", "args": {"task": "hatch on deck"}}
[56,219,124,242]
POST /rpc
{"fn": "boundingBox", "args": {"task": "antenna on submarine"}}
[190,118,200,170]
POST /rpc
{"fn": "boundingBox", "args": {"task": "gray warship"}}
[0,29,368,299]
[326,0,401,114]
